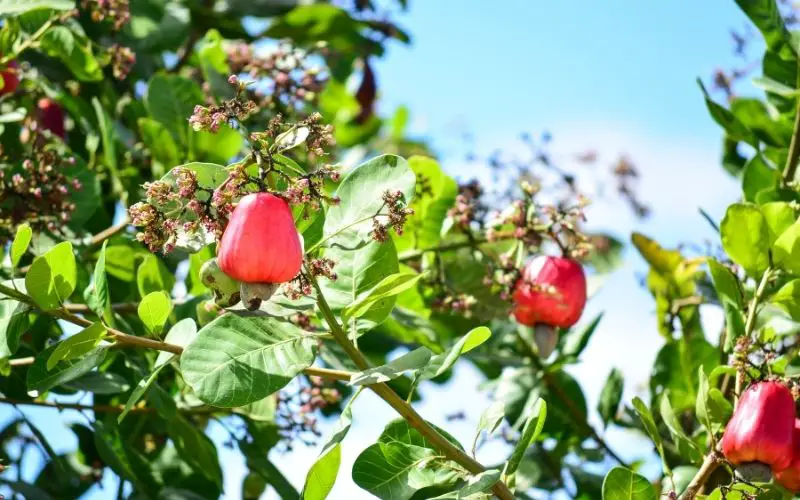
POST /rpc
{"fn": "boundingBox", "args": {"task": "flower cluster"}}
[108,44,135,80]
[611,156,650,219]
[226,41,327,113]
[308,257,337,281]
[81,0,130,31]
[431,292,478,318]
[448,180,486,230]
[0,134,83,243]
[370,190,414,242]
[189,78,257,133]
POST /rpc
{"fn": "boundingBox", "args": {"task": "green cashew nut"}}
[199,258,241,308]
[196,299,223,327]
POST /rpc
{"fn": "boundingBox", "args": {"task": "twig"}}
[516,330,629,468]
[307,271,514,500]
[670,296,705,315]
[782,60,800,186]
[680,448,722,500]
[398,230,516,262]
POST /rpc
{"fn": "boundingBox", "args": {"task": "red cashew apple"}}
[775,419,800,492]
[217,192,303,284]
[37,98,65,139]
[721,381,795,471]
[0,60,19,95]
[512,255,587,329]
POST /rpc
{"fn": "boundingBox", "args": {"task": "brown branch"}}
[308,271,514,500]
[679,448,722,499]
[516,330,629,468]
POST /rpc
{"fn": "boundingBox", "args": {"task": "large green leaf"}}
[323,154,416,242]
[774,220,800,275]
[138,291,172,335]
[631,397,668,473]
[352,442,460,500]
[47,322,106,370]
[733,0,794,55]
[660,391,703,464]
[341,272,423,324]
[27,344,108,393]
[320,232,400,334]
[720,203,770,276]
[145,74,204,145]
[503,398,546,479]
[708,259,745,351]
[650,337,719,411]
[602,467,657,500]
[180,313,316,407]
[88,241,111,323]
[25,241,76,309]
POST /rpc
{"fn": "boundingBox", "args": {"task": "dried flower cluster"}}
[81,0,130,31]
[448,180,486,230]
[190,78,257,133]
[131,87,342,255]
[108,44,136,80]
[370,190,414,242]
[0,134,82,243]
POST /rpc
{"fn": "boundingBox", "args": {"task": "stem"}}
[398,230,518,262]
[516,331,629,468]
[0,15,58,66]
[679,449,722,500]
[680,267,772,499]
[308,272,514,500]
[782,59,800,186]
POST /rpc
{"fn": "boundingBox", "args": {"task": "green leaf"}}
[602,467,657,500]
[94,421,158,496]
[752,75,800,96]
[650,337,720,412]
[180,313,317,407]
[352,442,459,500]
[89,241,111,322]
[91,97,120,193]
[162,162,228,191]
[774,220,800,275]
[324,154,416,242]
[698,80,758,147]
[772,279,800,320]
[720,203,770,276]
[137,291,172,335]
[708,259,745,352]
[429,470,502,499]
[119,319,196,422]
[320,234,400,334]
[631,397,668,473]
[341,272,423,323]
[696,367,732,435]
[659,392,703,463]
[560,313,603,358]
[40,26,102,81]
[395,156,458,252]
[349,347,432,386]
[27,344,107,393]
[742,154,779,202]
[10,223,31,268]
[139,118,180,175]
[302,390,361,500]
[417,326,491,380]
[761,201,796,242]
[62,371,129,394]
[0,284,30,358]
[472,401,505,455]
[145,74,204,145]
[503,398,546,479]
[191,125,243,165]
[598,368,624,428]
[47,322,106,370]
[0,0,74,14]
[137,254,176,297]
[733,0,793,55]
[25,241,76,309]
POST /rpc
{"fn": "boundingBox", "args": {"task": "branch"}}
[782,60,800,186]
[307,271,514,500]
[517,331,629,468]
[680,267,772,499]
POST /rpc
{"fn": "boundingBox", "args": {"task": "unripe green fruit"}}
[240,282,279,311]
[199,258,241,307]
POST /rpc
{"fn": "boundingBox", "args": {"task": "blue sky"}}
[0,2,764,499]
